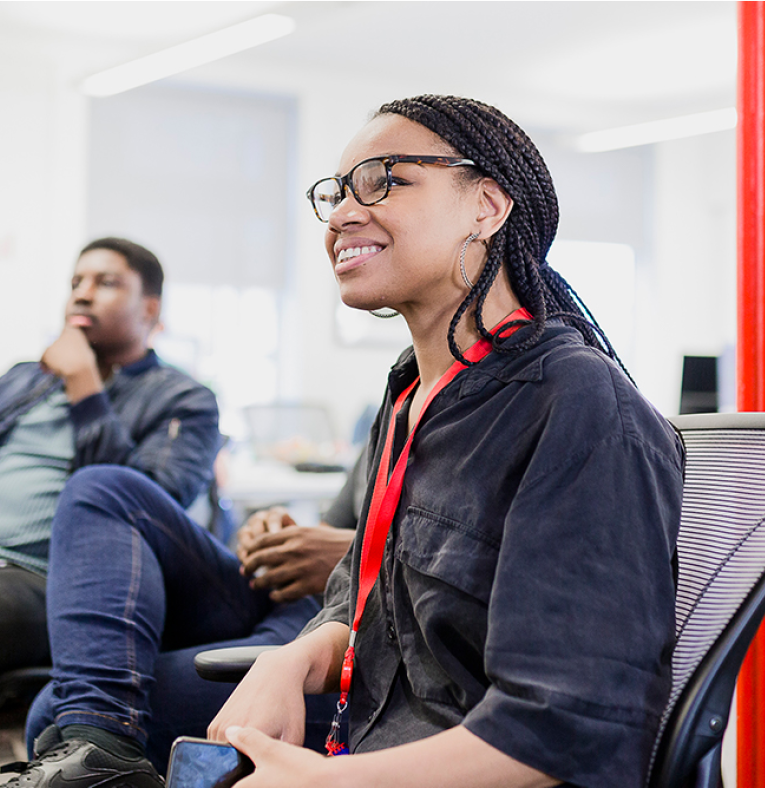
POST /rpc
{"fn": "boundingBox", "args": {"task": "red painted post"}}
[737,2,765,785]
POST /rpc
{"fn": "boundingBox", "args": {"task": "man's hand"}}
[238,507,296,544]
[237,507,355,603]
[40,325,102,403]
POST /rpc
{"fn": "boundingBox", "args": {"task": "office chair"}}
[194,412,765,788]
[647,412,765,787]
[0,667,51,712]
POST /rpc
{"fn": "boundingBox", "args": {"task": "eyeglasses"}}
[305,155,476,222]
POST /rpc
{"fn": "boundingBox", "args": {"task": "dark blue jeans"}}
[26,465,336,770]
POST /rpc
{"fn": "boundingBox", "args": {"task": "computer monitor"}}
[679,355,718,415]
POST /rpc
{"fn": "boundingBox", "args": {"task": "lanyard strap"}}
[338,308,531,705]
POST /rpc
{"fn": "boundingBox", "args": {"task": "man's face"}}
[65,248,157,356]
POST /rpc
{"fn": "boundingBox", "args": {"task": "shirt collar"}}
[386,324,589,400]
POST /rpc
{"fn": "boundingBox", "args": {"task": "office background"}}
[0,0,737,443]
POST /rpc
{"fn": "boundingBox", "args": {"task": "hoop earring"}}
[460,232,480,289]
[370,308,400,319]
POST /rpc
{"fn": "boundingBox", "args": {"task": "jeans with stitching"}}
[26,465,332,769]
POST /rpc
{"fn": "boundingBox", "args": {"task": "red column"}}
[737,2,765,785]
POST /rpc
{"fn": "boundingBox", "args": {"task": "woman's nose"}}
[328,189,370,230]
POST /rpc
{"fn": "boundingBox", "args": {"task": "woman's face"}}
[324,114,484,316]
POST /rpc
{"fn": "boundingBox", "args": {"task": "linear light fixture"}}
[574,107,737,153]
[80,13,296,97]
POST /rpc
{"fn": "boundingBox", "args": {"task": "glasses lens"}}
[351,159,388,205]
[312,179,341,222]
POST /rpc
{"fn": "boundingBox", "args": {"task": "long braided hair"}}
[376,95,629,377]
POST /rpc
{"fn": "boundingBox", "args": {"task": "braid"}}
[448,244,502,365]
[376,95,630,378]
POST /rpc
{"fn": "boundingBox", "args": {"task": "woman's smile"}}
[333,241,385,275]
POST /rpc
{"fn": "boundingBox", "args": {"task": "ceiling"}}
[0,1,738,133]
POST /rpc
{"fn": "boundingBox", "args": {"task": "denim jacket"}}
[308,324,684,788]
[0,350,219,508]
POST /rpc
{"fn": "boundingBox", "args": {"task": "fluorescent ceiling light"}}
[80,13,295,97]
[574,107,737,153]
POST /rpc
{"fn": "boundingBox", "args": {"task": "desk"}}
[221,455,347,526]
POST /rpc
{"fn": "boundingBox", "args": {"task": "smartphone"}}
[166,737,254,788]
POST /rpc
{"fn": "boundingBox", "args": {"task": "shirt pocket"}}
[396,505,500,605]
[394,506,501,709]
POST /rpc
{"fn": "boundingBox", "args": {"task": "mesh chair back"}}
[648,413,765,786]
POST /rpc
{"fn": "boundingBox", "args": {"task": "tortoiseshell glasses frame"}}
[306,155,476,222]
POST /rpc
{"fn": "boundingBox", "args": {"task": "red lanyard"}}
[325,308,531,755]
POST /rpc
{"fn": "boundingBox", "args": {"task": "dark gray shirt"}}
[307,324,684,788]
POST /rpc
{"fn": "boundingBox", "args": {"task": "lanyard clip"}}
[325,640,355,756]
[339,644,355,696]
[325,697,349,756]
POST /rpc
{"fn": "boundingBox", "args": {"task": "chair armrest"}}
[0,666,52,709]
[194,645,280,683]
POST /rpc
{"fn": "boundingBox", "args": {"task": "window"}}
[547,240,636,368]
[86,85,296,437]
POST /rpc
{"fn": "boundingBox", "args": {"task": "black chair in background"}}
[0,666,51,716]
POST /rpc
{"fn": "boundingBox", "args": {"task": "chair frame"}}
[648,570,765,787]
[646,411,765,787]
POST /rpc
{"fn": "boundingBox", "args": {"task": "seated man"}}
[7,450,362,787]
[0,237,220,678]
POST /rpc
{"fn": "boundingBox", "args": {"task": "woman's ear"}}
[475,178,513,239]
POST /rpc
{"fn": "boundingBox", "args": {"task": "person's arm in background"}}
[237,510,355,602]
[42,326,220,508]
[40,324,103,404]
[236,446,367,602]
[71,370,219,508]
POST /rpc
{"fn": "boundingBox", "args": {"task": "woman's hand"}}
[208,648,308,746]
[225,726,336,788]
[225,726,561,788]
[208,623,350,746]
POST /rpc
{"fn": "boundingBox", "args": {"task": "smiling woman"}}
[208,95,685,788]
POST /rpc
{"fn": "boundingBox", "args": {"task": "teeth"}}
[337,245,381,263]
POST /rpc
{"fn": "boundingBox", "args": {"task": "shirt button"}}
[387,625,396,641]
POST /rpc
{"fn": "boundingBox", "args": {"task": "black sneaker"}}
[0,725,163,787]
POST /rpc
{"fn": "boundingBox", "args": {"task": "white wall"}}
[636,130,737,416]
[0,42,738,437]
[0,47,90,369]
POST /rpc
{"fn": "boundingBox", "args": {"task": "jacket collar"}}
[115,349,160,378]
